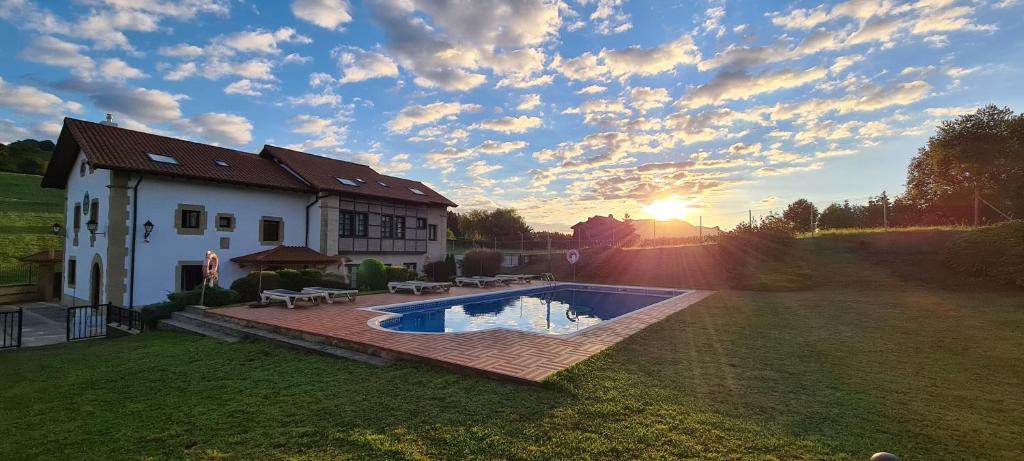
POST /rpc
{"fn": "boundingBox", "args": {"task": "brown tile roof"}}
[260,145,457,207]
[19,249,63,264]
[42,118,309,192]
[230,246,343,266]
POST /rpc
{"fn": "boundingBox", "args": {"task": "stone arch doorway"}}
[90,261,102,305]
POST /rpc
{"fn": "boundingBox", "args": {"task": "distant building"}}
[570,214,721,245]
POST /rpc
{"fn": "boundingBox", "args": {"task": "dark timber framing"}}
[337,195,430,254]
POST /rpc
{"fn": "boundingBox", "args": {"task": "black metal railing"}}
[106,304,143,331]
[0,262,34,287]
[67,304,108,341]
[0,308,22,349]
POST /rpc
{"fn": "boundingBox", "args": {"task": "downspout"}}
[305,191,330,248]
[128,176,143,309]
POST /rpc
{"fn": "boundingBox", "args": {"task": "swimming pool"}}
[371,284,687,336]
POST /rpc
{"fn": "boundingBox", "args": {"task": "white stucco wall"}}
[62,150,111,305]
[128,176,312,306]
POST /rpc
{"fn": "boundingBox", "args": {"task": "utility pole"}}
[883,199,888,230]
[547,234,552,274]
[749,209,753,227]
[699,215,702,242]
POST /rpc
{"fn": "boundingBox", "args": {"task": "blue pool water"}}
[375,285,683,335]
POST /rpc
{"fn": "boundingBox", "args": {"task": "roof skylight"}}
[146,153,179,165]
[378,181,390,187]
[355,178,366,183]
[214,160,229,167]
[336,177,360,187]
[409,187,426,196]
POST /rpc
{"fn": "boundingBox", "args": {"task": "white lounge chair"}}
[260,289,328,309]
[388,281,452,295]
[302,287,358,303]
[455,276,506,287]
[495,274,530,284]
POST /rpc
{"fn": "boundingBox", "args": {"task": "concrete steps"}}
[159,308,390,367]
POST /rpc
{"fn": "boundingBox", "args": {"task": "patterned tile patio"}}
[209,284,714,384]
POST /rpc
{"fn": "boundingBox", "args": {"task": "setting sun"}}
[644,198,690,221]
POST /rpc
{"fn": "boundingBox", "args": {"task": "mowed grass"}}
[0,172,63,284]
[2,235,1023,460]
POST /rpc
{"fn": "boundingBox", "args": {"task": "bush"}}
[357,259,387,290]
[445,254,458,277]
[275,268,306,291]
[141,301,179,330]
[385,266,417,283]
[229,271,280,302]
[461,250,503,277]
[945,221,1024,286]
[167,284,241,308]
[424,261,450,282]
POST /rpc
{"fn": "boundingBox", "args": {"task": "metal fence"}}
[106,304,143,331]
[0,262,35,287]
[67,304,108,341]
[0,308,22,349]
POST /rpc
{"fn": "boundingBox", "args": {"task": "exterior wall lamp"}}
[51,223,65,236]
[143,220,154,242]
[86,220,106,237]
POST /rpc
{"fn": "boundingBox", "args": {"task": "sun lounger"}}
[302,287,358,303]
[388,281,452,295]
[260,289,328,309]
[455,276,506,287]
[495,274,531,284]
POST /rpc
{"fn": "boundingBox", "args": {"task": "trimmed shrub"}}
[461,250,503,277]
[945,221,1024,286]
[141,301,178,330]
[445,253,457,277]
[424,261,450,282]
[275,269,306,291]
[357,259,387,290]
[167,284,241,308]
[386,266,417,283]
[229,271,281,302]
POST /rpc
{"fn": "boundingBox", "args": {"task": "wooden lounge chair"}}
[302,287,358,303]
[260,289,328,309]
[388,281,452,295]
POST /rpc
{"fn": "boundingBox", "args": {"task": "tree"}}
[453,208,532,244]
[446,210,462,238]
[903,105,1024,224]
[782,199,818,233]
[862,192,891,228]
[817,201,865,230]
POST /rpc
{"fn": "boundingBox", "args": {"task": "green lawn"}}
[1,236,1022,460]
[0,172,63,285]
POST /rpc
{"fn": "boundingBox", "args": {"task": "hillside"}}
[0,172,64,281]
[0,139,55,175]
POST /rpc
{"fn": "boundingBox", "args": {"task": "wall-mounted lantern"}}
[86,220,105,237]
[143,220,154,242]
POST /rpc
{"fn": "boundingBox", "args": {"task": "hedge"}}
[424,261,450,282]
[386,266,417,283]
[357,259,387,291]
[461,250,503,277]
[945,220,1024,286]
[229,269,350,301]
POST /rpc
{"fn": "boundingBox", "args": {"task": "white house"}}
[41,117,456,308]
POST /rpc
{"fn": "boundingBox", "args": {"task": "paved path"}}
[1,302,67,348]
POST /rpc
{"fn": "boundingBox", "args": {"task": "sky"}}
[1,0,1023,232]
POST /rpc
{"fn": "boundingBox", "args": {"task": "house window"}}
[395,216,406,239]
[73,204,82,231]
[175,204,206,235]
[79,161,87,177]
[179,264,204,291]
[216,213,235,232]
[381,215,394,238]
[403,263,417,272]
[416,217,427,229]
[89,201,99,225]
[181,210,201,229]
[260,217,283,245]
[341,211,354,237]
[355,213,368,237]
[67,258,76,287]
[428,224,438,241]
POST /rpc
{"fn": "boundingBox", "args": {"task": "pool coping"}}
[362,282,694,339]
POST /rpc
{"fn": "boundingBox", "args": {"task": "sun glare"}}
[644,198,689,221]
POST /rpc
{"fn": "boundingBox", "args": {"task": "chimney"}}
[100,113,118,127]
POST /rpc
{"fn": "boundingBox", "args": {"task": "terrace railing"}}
[0,307,22,349]
[106,304,143,332]
[0,262,35,287]
[66,304,108,341]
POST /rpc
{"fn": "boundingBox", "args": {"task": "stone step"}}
[167,310,390,367]
[159,318,242,343]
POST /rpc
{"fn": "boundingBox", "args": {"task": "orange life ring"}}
[204,251,219,282]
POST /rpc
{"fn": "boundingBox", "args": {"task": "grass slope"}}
[0,172,63,283]
[1,234,1022,460]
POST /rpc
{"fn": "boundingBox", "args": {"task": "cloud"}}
[628,87,671,112]
[476,140,528,154]
[554,34,701,82]
[754,162,824,177]
[517,94,542,111]
[164,62,197,81]
[159,44,205,58]
[677,67,828,109]
[20,36,95,75]
[586,0,633,35]
[98,58,148,82]
[0,77,82,116]
[286,114,349,150]
[387,101,482,133]
[771,81,931,121]
[471,115,543,134]
[90,86,186,124]
[217,27,312,55]
[291,0,352,30]
[287,88,342,107]
[577,85,608,95]
[174,112,253,146]
[334,46,400,84]
[224,79,275,96]
[467,160,503,176]
[347,152,412,174]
